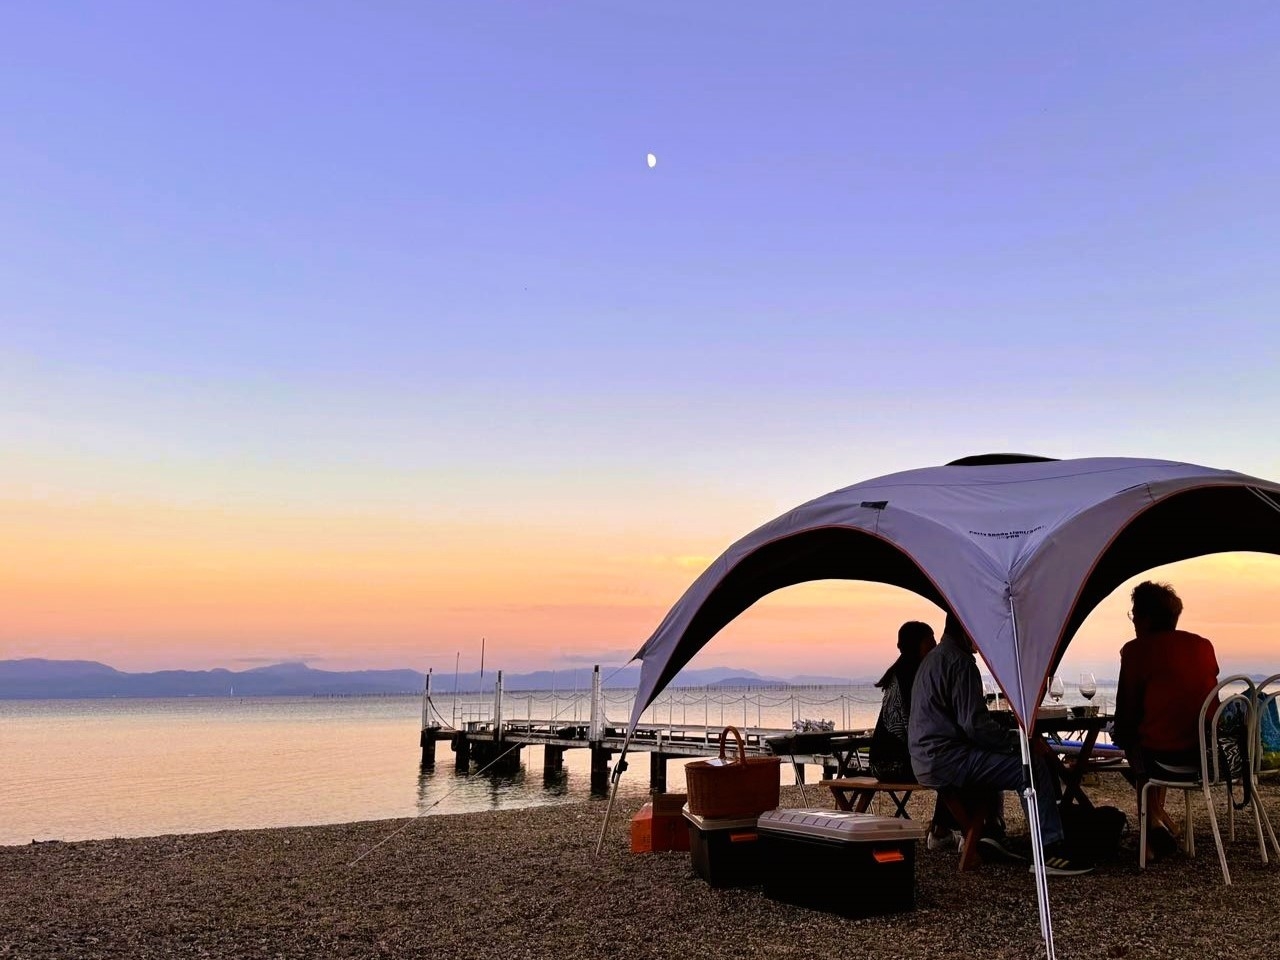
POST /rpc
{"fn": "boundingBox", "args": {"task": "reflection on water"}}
[411,747,610,820]
[541,767,570,796]
[415,764,542,813]
[1,696,651,845]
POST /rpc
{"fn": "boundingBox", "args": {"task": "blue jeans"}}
[955,748,1064,847]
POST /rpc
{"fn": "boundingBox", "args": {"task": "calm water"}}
[1,682,1116,846]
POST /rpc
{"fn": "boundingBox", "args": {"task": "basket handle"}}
[718,725,747,764]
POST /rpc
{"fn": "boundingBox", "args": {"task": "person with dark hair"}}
[1113,580,1219,861]
[869,621,936,781]
[909,613,1093,875]
[868,620,960,848]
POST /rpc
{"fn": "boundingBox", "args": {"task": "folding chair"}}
[1139,675,1270,884]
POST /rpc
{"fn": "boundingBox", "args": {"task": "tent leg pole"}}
[594,731,634,858]
[1019,727,1056,960]
[1010,595,1056,960]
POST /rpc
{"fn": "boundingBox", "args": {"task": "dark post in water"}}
[420,669,437,767]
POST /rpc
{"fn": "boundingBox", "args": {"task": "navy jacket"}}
[908,633,1016,786]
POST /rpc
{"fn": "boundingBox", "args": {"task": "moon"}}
[646,153,657,169]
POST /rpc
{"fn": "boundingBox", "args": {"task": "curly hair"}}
[1130,580,1183,631]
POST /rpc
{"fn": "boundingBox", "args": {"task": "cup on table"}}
[1079,673,1097,702]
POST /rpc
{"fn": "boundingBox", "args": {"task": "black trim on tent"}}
[645,527,949,706]
[1049,485,1280,675]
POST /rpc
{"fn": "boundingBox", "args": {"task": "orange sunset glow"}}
[5,490,1279,679]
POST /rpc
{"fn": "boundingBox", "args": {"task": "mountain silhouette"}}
[0,658,855,699]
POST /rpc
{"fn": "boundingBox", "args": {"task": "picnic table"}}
[765,731,873,779]
[1035,712,1126,809]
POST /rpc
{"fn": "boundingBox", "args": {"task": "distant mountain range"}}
[0,659,857,699]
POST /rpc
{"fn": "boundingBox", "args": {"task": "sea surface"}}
[1,681,1116,846]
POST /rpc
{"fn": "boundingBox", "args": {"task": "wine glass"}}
[1049,675,1065,704]
[1079,673,1097,702]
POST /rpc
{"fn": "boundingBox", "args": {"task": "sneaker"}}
[1036,843,1094,876]
[927,828,962,852]
[979,834,1027,862]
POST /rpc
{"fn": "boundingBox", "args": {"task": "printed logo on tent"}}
[967,525,1046,540]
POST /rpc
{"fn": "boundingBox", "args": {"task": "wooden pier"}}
[418,666,871,794]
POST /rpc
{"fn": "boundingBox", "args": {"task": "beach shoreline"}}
[3,781,1277,959]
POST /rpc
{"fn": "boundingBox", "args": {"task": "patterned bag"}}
[1214,699,1251,809]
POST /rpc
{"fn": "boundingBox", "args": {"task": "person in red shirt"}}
[1112,580,1219,860]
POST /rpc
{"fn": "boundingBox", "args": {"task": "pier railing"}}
[421,665,886,742]
[421,668,1115,736]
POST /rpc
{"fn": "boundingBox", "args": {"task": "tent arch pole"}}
[1010,591,1055,960]
[1252,487,1280,514]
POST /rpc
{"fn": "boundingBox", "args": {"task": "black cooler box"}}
[682,807,763,888]
[756,808,926,917]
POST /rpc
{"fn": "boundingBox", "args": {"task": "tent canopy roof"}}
[629,456,1280,728]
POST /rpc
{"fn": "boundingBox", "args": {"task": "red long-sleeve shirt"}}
[1113,629,1219,754]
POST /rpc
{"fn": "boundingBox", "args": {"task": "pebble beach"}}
[4,778,1278,960]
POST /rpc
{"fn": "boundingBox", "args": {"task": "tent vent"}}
[946,453,1059,467]
[860,500,888,510]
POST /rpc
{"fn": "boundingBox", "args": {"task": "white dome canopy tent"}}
[601,455,1280,959]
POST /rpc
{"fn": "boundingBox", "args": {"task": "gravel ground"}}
[3,778,1278,960]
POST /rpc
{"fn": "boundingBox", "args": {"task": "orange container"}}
[630,803,692,853]
[631,803,657,852]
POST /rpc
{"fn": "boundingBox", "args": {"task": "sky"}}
[3,3,1280,682]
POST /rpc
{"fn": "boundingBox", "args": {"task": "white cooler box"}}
[756,809,927,918]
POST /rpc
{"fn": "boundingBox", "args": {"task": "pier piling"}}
[543,745,565,776]
[648,751,668,793]
[420,729,437,767]
[420,669,438,767]
[452,733,471,772]
[590,743,612,795]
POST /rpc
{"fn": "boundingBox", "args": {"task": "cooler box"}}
[756,809,926,917]
[682,807,763,888]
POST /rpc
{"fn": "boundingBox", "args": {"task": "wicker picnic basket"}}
[685,725,782,819]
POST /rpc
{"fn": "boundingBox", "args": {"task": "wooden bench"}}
[821,777,990,872]
[938,787,991,872]
[821,776,926,819]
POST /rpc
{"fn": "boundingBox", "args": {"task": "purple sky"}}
[3,4,1279,675]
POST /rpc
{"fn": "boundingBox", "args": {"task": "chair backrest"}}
[1198,675,1257,787]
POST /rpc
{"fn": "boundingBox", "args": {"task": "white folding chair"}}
[1255,674,1280,858]
[1138,675,1269,884]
